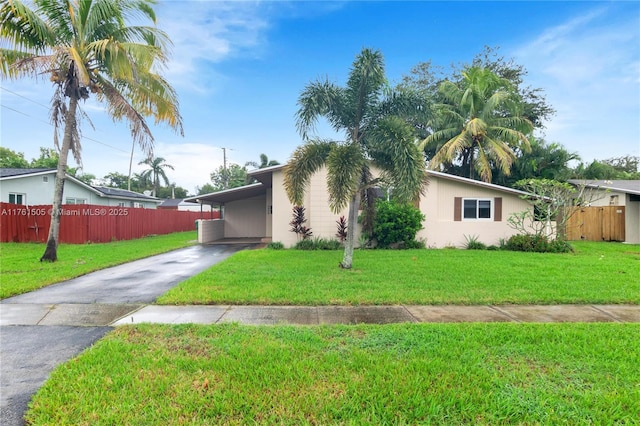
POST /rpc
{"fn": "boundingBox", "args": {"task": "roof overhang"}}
[185,183,267,206]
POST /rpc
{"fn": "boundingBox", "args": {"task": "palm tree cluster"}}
[420,66,534,183]
[1,0,183,261]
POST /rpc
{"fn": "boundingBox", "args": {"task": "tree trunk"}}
[340,191,361,269]
[40,97,78,262]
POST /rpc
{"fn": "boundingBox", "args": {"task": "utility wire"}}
[1,86,50,110]
[1,103,129,154]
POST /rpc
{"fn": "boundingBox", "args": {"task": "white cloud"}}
[156,1,269,93]
[512,5,640,161]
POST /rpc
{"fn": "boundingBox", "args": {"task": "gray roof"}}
[158,198,184,207]
[0,168,160,202]
[0,168,55,178]
[568,180,640,196]
[93,186,158,201]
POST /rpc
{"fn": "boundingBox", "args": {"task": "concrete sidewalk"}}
[2,303,639,327]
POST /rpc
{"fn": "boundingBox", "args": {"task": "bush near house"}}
[371,200,425,249]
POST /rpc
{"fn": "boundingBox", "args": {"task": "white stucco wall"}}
[417,177,532,248]
[223,195,267,238]
[271,168,352,248]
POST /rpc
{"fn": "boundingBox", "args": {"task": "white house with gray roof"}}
[188,165,535,248]
[0,168,160,208]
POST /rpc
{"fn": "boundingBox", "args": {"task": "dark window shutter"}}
[494,197,502,222]
[454,197,462,221]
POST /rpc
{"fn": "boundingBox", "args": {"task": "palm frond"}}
[283,140,334,205]
[295,79,344,140]
[326,143,365,212]
[369,116,427,203]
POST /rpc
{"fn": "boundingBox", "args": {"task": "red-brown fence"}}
[0,203,220,244]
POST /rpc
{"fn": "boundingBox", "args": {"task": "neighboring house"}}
[0,168,161,208]
[567,179,640,244]
[187,165,534,248]
[158,198,215,212]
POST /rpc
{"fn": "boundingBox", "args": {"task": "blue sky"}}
[1,1,639,194]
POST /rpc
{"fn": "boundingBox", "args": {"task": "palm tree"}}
[1,0,183,261]
[245,153,280,170]
[284,48,427,269]
[138,156,174,197]
[419,66,533,183]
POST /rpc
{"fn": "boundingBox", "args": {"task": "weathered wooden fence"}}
[0,203,220,244]
[565,206,626,242]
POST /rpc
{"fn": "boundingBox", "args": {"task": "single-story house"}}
[0,168,161,208]
[567,179,640,244]
[187,165,535,248]
[158,198,215,212]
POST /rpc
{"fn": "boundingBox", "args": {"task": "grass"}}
[157,241,640,305]
[26,322,640,425]
[0,231,197,299]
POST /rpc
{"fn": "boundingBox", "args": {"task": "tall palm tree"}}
[138,156,174,197]
[1,0,183,261]
[284,48,427,269]
[419,66,532,183]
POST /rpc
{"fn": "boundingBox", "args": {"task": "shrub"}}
[504,234,573,253]
[464,234,487,250]
[294,237,341,251]
[372,200,425,249]
[289,206,312,240]
[266,241,284,250]
[335,216,347,243]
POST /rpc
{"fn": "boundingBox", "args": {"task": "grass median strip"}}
[0,231,197,299]
[26,322,640,425]
[158,241,640,305]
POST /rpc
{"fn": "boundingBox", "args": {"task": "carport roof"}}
[185,183,266,206]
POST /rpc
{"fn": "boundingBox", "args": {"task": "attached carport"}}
[185,182,272,244]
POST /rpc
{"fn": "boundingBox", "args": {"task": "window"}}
[454,197,502,222]
[9,193,26,205]
[65,198,86,205]
[463,199,492,220]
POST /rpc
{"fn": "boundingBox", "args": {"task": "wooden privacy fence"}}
[565,206,626,242]
[0,203,220,244]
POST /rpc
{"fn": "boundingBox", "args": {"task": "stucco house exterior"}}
[188,165,534,248]
[0,168,161,208]
[567,179,640,244]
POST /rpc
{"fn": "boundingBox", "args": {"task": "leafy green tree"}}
[574,155,640,180]
[401,46,555,130]
[196,183,216,195]
[29,147,59,168]
[0,147,28,168]
[285,48,427,269]
[210,164,247,191]
[75,173,96,185]
[1,0,183,261]
[494,138,580,187]
[419,66,533,183]
[156,184,188,199]
[101,172,129,189]
[138,156,174,197]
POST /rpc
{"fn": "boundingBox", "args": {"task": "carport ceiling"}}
[188,183,266,205]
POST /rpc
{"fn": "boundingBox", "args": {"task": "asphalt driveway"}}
[0,243,254,426]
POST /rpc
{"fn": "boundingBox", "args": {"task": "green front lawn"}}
[26,323,640,424]
[0,231,197,299]
[158,241,640,305]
